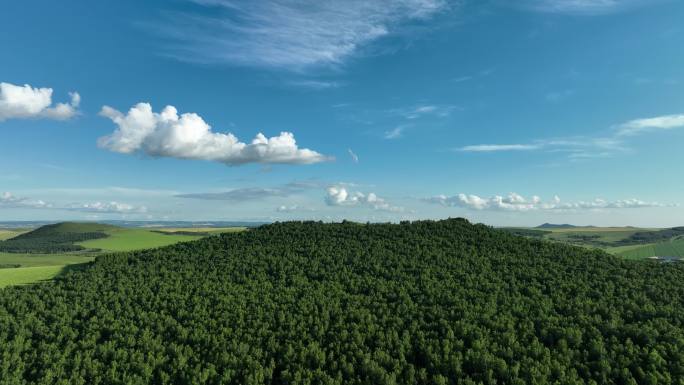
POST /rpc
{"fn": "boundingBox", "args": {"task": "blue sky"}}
[1,0,683,226]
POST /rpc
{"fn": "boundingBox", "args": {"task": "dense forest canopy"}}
[1,219,683,384]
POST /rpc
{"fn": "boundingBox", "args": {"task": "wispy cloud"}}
[384,126,406,139]
[0,82,80,122]
[64,201,148,214]
[425,192,676,212]
[348,149,359,163]
[99,103,331,166]
[276,205,316,213]
[0,192,50,209]
[1,191,146,214]
[545,89,575,102]
[510,0,656,15]
[616,113,684,136]
[459,144,541,152]
[395,104,457,120]
[451,68,495,83]
[458,110,684,159]
[459,138,625,159]
[176,181,321,202]
[156,0,449,71]
[287,80,343,90]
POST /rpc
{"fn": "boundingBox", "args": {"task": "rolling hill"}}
[0,222,114,253]
[0,219,683,383]
[0,222,243,288]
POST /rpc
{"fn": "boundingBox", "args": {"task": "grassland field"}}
[0,229,29,241]
[0,226,244,288]
[506,226,684,260]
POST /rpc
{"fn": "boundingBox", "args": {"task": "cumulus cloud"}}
[616,114,684,136]
[64,201,148,214]
[98,103,330,165]
[0,82,80,121]
[0,192,50,209]
[156,0,448,71]
[325,186,403,212]
[425,192,675,211]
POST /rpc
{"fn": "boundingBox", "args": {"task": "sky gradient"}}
[1,0,683,227]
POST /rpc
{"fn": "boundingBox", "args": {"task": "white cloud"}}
[513,0,653,15]
[325,186,403,212]
[65,201,148,214]
[425,192,675,211]
[158,0,448,71]
[0,82,80,121]
[616,114,684,136]
[98,103,330,165]
[0,192,50,209]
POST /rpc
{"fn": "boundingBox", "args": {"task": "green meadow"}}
[0,265,67,288]
[0,224,245,288]
[0,229,28,241]
[77,228,204,252]
[611,238,684,260]
[506,226,684,260]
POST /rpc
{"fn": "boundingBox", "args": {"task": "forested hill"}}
[1,219,684,384]
[0,222,114,253]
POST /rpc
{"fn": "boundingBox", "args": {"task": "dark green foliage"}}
[500,228,551,238]
[0,263,21,269]
[1,219,684,384]
[567,234,602,241]
[0,222,111,253]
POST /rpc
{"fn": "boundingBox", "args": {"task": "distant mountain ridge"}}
[536,223,597,229]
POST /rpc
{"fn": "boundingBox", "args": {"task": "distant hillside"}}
[536,223,595,229]
[0,220,269,229]
[0,222,114,253]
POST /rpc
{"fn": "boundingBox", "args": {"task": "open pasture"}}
[78,228,205,251]
[0,265,70,288]
[614,238,684,259]
[0,229,29,241]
